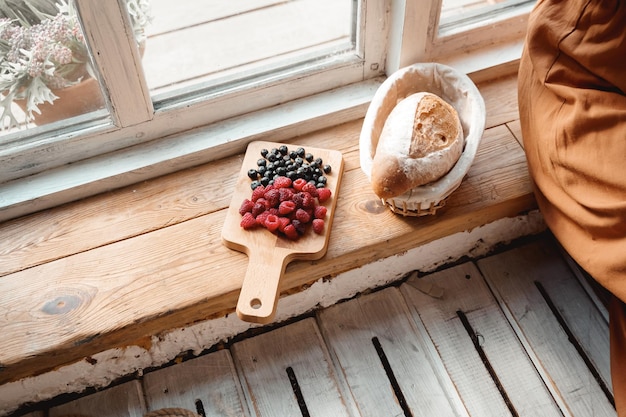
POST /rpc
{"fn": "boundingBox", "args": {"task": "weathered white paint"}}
[0,211,546,416]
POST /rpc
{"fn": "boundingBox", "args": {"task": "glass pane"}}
[440,0,534,31]
[0,0,109,137]
[141,0,354,100]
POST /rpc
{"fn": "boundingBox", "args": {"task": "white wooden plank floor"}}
[18,232,615,417]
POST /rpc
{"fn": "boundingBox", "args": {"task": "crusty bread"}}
[370,92,464,199]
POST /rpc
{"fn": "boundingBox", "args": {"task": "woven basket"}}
[360,63,486,216]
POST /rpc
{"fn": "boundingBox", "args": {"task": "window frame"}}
[0,0,533,223]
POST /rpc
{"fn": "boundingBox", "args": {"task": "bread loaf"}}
[370,92,463,199]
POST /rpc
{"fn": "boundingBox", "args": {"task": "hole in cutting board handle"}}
[250,298,262,309]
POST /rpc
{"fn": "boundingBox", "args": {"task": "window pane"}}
[0,0,109,138]
[142,0,354,100]
[440,0,534,31]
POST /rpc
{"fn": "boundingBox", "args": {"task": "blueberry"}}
[257,158,266,167]
[323,164,332,174]
[279,145,289,155]
[247,169,258,180]
[296,147,306,157]
[260,149,268,157]
[250,180,262,190]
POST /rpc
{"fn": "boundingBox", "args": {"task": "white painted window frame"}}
[0,0,534,223]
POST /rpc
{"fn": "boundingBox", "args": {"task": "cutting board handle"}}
[236,248,289,324]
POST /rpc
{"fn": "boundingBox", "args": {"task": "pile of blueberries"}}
[247,145,332,190]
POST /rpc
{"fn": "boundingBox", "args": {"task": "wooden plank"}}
[0,120,361,278]
[17,413,43,417]
[143,349,248,417]
[0,74,519,278]
[444,124,529,210]
[533,241,611,386]
[0,120,535,385]
[476,73,519,129]
[317,287,467,417]
[400,262,563,417]
[506,119,523,148]
[48,380,145,417]
[477,239,616,417]
[231,318,353,417]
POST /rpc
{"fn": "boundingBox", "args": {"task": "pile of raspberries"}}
[239,176,331,240]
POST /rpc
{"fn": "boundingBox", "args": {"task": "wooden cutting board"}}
[222,141,344,324]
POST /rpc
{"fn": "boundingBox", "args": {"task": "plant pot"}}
[16,77,105,126]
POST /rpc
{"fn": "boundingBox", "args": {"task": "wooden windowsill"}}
[0,71,536,386]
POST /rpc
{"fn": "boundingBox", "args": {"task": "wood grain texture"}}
[401,262,563,417]
[11,234,613,417]
[0,121,359,278]
[476,73,519,129]
[477,240,616,417]
[0,75,536,385]
[143,349,248,417]
[317,287,466,417]
[506,119,523,148]
[231,318,353,417]
[48,380,145,417]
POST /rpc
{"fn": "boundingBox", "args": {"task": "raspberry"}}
[292,192,304,208]
[314,205,327,219]
[293,178,307,191]
[312,218,325,234]
[302,182,318,197]
[316,187,332,203]
[279,200,296,215]
[283,224,299,240]
[264,189,280,208]
[301,192,315,208]
[251,185,266,202]
[273,176,292,189]
[278,187,294,202]
[278,216,291,232]
[295,208,311,224]
[251,202,266,217]
[291,219,306,235]
[255,210,270,226]
[256,197,269,209]
[240,212,257,230]
[239,198,254,215]
[264,214,280,232]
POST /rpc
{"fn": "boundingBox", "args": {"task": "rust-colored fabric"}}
[518,0,626,412]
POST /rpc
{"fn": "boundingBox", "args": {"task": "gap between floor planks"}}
[20,233,614,417]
